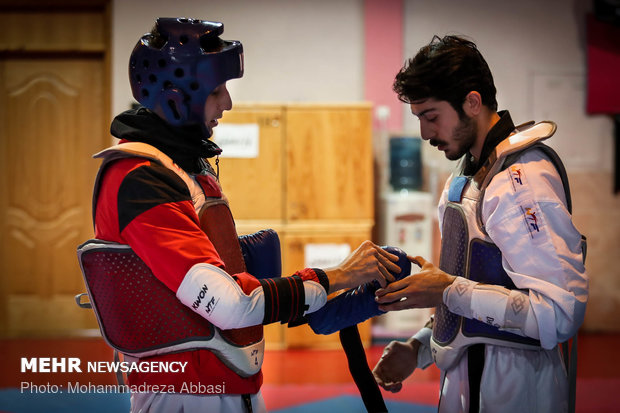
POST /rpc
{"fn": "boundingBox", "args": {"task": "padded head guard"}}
[129,17,243,127]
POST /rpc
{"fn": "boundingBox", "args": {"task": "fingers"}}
[409,255,429,267]
[364,245,397,286]
[373,372,386,388]
[347,242,430,290]
[373,342,407,393]
[377,298,415,312]
[374,279,415,309]
[372,364,390,390]
[375,375,402,392]
[380,255,401,276]
[372,366,386,384]
[408,255,421,267]
[384,382,403,393]
[376,260,395,285]
[373,364,403,393]
[373,245,400,284]
[374,268,388,288]
[375,246,401,275]
[376,245,400,262]
[375,277,406,297]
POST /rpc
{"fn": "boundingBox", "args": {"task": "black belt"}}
[242,393,253,413]
[467,343,485,413]
[339,325,387,413]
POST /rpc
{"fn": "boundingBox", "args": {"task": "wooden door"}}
[0,7,109,336]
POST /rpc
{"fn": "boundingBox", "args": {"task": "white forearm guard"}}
[443,276,539,339]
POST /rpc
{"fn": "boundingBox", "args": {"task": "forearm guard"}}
[307,246,410,335]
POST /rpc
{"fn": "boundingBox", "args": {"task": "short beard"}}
[446,114,477,161]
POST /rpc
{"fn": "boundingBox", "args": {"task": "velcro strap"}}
[259,275,307,324]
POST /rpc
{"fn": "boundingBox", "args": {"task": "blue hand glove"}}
[307,246,410,335]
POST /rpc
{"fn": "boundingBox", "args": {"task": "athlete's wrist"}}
[323,268,345,294]
[405,337,421,353]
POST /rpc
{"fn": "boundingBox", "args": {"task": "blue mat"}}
[0,389,434,413]
[272,395,435,413]
[0,389,130,413]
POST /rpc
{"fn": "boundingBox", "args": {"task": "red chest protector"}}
[77,142,264,378]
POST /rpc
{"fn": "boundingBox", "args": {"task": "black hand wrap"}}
[259,275,307,325]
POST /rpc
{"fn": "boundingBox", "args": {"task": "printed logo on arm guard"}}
[192,284,209,310]
[191,284,219,315]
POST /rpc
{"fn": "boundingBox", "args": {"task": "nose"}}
[219,85,232,111]
[419,121,432,141]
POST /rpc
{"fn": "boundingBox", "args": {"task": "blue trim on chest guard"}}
[448,176,468,202]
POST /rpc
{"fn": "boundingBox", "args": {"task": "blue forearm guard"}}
[307,246,410,335]
[238,229,282,279]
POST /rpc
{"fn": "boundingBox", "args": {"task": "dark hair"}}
[393,35,497,114]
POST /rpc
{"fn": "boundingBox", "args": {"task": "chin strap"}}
[339,325,387,413]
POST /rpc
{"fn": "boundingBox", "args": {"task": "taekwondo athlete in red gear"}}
[372,35,588,413]
[82,18,400,413]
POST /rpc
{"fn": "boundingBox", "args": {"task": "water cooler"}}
[374,136,434,339]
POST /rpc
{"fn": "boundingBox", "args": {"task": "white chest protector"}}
[77,142,264,377]
[430,121,582,370]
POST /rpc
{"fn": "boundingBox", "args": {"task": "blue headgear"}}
[129,18,243,127]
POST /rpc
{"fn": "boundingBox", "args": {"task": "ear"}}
[462,91,482,117]
[157,87,189,126]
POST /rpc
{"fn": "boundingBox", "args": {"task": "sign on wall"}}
[304,244,351,269]
[212,123,260,158]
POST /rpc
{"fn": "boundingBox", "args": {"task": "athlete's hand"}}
[373,338,420,392]
[324,241,400,294]
[374,255,455,310]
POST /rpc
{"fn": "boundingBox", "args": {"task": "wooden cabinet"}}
[217,103,374,349]
[218,103,373,224]
[285,106,373,221]
[216,105,284,221]
[280,225,373,349]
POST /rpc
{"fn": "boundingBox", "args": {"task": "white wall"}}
[402,0,613,172]
[112,0,613,173]
[111,0,365,118]
[110,0,619,332]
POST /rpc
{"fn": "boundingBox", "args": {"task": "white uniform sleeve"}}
[412,326,434,369]
[444,149,588,349]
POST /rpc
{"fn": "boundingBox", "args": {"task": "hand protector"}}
[238,229,282,279]
[306,246,410,335]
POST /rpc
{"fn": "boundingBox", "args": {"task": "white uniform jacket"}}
[416,125,588,412]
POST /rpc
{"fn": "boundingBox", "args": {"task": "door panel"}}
[0,9,108,336]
